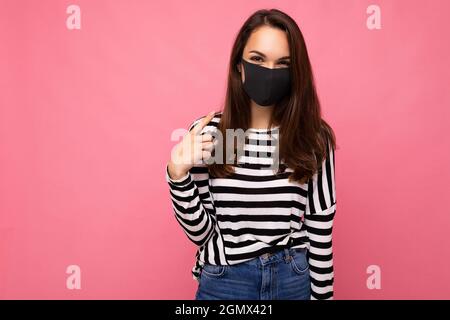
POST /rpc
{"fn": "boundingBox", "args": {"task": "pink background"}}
[1,0,449,299]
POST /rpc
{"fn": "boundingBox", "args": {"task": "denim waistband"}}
[241,246,307,267]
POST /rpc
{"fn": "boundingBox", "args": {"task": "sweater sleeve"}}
[304,139,337,300]
[165,117,217,247]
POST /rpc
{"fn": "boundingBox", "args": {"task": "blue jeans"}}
[195,247,310,300]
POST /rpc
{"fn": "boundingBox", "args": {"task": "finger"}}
[201,141,214,152]
[202,150,212,161]
[194,134,213,143]
[191,110,216,135]
[200,133,213,142]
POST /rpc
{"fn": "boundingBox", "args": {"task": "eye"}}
[250,56,263,62]
[279,60,291,66]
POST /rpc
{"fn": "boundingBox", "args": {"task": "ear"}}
[237,62,242,73]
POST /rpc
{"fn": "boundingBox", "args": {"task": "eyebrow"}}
[249,50,290,60]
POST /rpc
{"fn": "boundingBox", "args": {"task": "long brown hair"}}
[208,8,337,184]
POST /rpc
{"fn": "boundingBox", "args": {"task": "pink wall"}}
[1,0,449,299]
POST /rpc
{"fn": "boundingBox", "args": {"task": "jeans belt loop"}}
[284,248,292,262]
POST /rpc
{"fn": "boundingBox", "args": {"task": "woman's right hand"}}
[167,111,216,180]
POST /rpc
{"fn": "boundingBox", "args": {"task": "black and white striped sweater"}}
[165,111,336,300]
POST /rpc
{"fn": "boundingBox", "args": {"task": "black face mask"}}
[241,58,291,106]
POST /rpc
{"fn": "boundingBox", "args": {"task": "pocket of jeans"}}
[201,263,227,278]
[290,249,309,275]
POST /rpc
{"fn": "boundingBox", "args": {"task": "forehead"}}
[243,25,290,59]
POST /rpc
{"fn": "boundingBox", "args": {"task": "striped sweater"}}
[165,111,336,300]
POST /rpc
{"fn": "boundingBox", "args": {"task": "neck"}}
[250,102,274,129]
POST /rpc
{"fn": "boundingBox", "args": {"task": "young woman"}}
[166,8,337,300]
